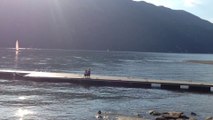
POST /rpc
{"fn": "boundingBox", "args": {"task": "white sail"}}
[16,40,19,51]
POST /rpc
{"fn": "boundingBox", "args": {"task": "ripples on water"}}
[1,49,213,82]
[0,79,213,119]
[0,49,213,119]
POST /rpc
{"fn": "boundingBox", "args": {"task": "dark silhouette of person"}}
[87,68,91,78]
[84,69,88,78]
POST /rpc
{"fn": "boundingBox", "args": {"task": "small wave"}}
[22,58,33,61]
[145,59,181,63]
[92,63,105,67]
[119,59,142,63]
[45,58,52,60]
[73,56,82,59]
[73,56,88,61]
[37,62,47,65]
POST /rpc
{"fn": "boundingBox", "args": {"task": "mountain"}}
[0,0,213,53]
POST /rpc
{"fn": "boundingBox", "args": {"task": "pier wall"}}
[0,71,212,93]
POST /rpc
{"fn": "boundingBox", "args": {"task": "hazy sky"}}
[133,0,213,23]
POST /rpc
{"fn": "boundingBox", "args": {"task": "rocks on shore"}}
[155,111,189,120]
[206,117,213,120]
[148,110,161,116]
[96,110,212,120]
[148,110,198,120]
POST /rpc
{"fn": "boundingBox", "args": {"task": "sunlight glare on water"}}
[18,96,27,100]
[15,108,34,120]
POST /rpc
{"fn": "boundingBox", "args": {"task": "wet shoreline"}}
[187,60,213,65]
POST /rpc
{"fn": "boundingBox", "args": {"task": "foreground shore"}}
[97,110,213,120]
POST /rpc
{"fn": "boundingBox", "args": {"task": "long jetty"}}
[0,70,213,92]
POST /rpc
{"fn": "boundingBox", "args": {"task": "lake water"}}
[0,48,213,119]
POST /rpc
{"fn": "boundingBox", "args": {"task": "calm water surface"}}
[0,49,213,119]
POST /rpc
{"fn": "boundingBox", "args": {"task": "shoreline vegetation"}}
[187,60,213,65]
[97,110,213,120]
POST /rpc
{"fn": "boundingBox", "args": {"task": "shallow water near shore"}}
[0,49,213,119]
[0,79,213,119]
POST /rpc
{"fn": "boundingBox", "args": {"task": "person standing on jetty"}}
[88,68,91,78]
[84,69,88,78]
[84,68,91,78]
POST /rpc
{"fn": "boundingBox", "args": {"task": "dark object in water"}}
[98,110,101,114]
[191,112,197,116]
[96,110,103,119]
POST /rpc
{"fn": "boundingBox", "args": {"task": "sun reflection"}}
[15,108,33,119]
[18,96,27,100]
[15,50,19,69]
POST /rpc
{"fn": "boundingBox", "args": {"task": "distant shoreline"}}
[187,60,213,65]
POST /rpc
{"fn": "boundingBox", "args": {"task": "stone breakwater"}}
[0,70,213,92]
[96,110,213,120]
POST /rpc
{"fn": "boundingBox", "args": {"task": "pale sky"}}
[133,0,213,23]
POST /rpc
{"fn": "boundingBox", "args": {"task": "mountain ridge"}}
[0,0,213,53]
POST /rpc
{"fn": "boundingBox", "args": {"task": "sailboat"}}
[16,40,19,51]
